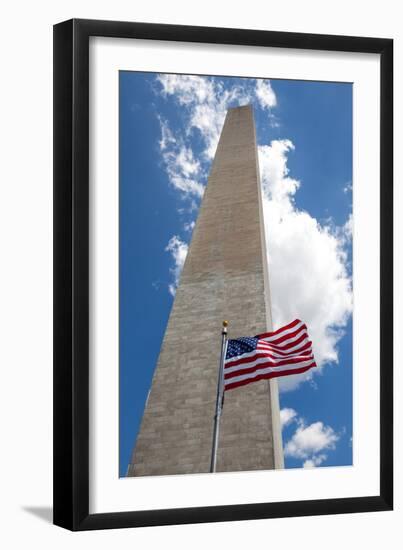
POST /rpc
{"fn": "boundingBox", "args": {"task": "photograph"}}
[119,71,353,478]
[0,0,396,542]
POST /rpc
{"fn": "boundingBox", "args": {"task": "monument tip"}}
[228,104,252,112]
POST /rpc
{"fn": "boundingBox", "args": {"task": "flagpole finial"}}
[222,320,228,328]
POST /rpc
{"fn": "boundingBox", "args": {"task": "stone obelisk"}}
[127,105,283,476]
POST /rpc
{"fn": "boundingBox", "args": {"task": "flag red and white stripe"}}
[224,319,316,391]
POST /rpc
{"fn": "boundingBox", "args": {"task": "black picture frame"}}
[53,18,393,531]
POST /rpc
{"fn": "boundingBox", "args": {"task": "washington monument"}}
[127,105,284,476]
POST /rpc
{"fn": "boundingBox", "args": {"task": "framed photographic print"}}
[53,19,393,530]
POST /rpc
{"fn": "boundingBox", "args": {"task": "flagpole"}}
[210,320,228,473]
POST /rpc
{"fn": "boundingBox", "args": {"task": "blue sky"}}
[119,72,352,477]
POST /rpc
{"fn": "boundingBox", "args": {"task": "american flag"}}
[224,319,316,391]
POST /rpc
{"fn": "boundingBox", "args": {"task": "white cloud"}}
[255,79,277,109]
[175,146,200,177]
[284,420,339,463]
[157,111,205,200]
[343,213,353,242]
[259,140,299,203]
[158,116,176,151]
[184,221,195,232]
[157,74,216,106]
[282,409,341,467]
[165,236,188,296]
[259,139,353,390]
[169,174,204,198]
[303,454,327,468]
[159,133,205,199]
[343,180,352,194]
[280,407,297,428]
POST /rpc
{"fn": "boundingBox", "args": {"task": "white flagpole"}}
[210,320,228,473]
